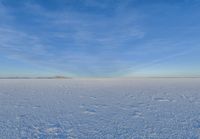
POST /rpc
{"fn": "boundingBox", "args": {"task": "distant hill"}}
[0,76,72,79]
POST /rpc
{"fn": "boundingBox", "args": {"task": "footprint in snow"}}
[14,104,25,108]
[153,97,170,102]
[16,114,28,120]
[90,96,97,100]
[83,109,96,115]
[32,105,41,109]
[132,111,142,118]
[35,123,68,138]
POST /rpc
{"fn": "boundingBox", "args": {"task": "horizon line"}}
[1,76,200,79]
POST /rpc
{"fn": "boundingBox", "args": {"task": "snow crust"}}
[0,78,200,138]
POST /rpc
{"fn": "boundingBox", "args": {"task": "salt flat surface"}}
[0,78,200,139]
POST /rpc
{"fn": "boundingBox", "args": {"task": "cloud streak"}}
[0,0,200,77]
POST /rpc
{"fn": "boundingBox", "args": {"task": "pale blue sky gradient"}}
[0,0,200,77]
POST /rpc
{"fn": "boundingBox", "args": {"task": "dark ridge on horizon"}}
[0,76,72,79]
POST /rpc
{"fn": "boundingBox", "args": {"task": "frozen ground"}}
[0,78,200,139]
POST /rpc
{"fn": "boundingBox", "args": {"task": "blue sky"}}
[0,0,200,77]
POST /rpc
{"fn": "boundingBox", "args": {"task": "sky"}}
[0,0,200,77]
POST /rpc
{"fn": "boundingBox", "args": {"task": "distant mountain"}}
[0,76,72,79]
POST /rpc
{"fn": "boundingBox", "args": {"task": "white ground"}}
[0,78,200,139]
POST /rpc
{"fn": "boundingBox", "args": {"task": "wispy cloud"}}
[0,0,145,76]
[0,0,200,77]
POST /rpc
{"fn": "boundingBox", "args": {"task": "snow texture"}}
[0,78,200,139]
